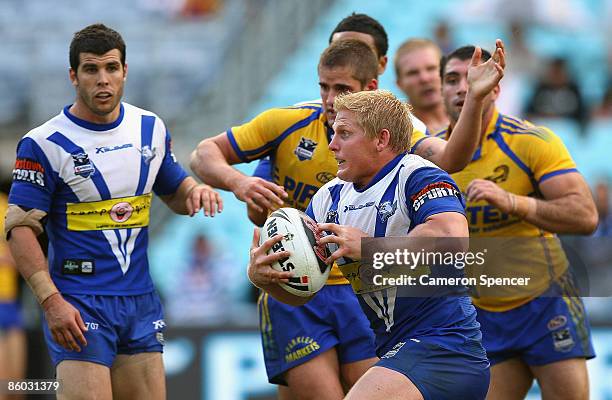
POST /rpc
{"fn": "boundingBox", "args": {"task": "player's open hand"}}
[247,227,293,288]
[467,39,506,101]
[466,178,512,213]
[316,223,369,264]
[187,183,223,217]
[42,293,88,352]
[234,176,288,214]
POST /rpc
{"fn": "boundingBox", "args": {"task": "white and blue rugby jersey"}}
[9,103,188,295]
[306,153,483,356]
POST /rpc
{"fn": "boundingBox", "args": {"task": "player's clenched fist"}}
[233,176,288,213]
[465,178,513,213]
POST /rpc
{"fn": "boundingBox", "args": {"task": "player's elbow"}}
[189,140,211,176]
[581,208,599,235]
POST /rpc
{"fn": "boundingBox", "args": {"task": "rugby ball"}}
[260,207,331,297]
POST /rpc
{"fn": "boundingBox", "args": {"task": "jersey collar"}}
[354,153,406,193]
[63,103,125,131]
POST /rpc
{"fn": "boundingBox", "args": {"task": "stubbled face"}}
[442,57,497,124]
[331,31,386,74]
[330,109,379,187]
[396,46,442,109]
[69,49,126,123]
[319,65,365,125]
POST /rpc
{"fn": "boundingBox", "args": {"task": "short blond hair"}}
[334,90,413,153]
[393,38,441,77]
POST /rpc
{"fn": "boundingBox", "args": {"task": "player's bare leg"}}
[277,386,294,400]
[110,352,165,400]
[284,348,344,400]
[0,329,27,400]
[57,360,112,400]
[340,357,378,392]
[530,358,588,400]
[344,366,424,400]
[486,358,533,400]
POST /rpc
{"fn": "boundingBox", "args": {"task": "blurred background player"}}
[248,89,490,400]
[0,188,26,400]
[438,45,598,400]
[394,38,449,133]
[5,24,221,400]
[191,37,504,398]
[328,12,389,76]
[249,12,394,218]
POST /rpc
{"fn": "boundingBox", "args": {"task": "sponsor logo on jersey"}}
[72,152,95,178]
[294,137,317,161]
[552,328,575,352]
[344,201,375,213]
[376,200,398,223]
[316,172,335,184]
[95,143,133,154]
[547,315,568,331]
[484,165,510,183]
[411,182,460,212]
[139,145,157,165]
[66,193,151,231]
[62,259,95,275]
[381,341,406,359]
[284,336,320,363]
[325,210,338,224]
[110,202,133,223]
[13,158,45,187]
[152,319,166,330]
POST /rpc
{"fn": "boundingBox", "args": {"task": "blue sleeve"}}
[252,157,273,182]
[153,131,189,196]
[8,137,56,212]
[405,167,465,226]
[305,202,317,222]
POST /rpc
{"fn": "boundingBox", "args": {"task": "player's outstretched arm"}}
[247,227,311,306]
[8,226,88,352]
[466,173,598,234]
[190,133,287,213]
[159,176,223,216]
[416,40,506,172]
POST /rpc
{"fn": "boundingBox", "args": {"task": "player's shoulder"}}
[21,111,67,143]
[430,127,448,139]
[410,114,427,133]
[400,153,441,176]
[312,177,345,202]
[497,113,560,145]
[122,102,163,121]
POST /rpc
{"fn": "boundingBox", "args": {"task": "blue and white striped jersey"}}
[9,103,188,295]
[306,153,482,356]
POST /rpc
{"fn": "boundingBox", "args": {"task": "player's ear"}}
[491,84,501,101]
[377,128,391,151]
[123,63,128,81]
[378,56,388,75]
[69,68,78,87]
[366,78,378,91]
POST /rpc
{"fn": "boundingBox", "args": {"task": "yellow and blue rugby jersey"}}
[228,102,427,285]
[437,109,577,311]
[0,193,18,303]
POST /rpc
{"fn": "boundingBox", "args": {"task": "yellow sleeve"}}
[523,127,578,183]
[409,128,428,153]
[227,107,319,162]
